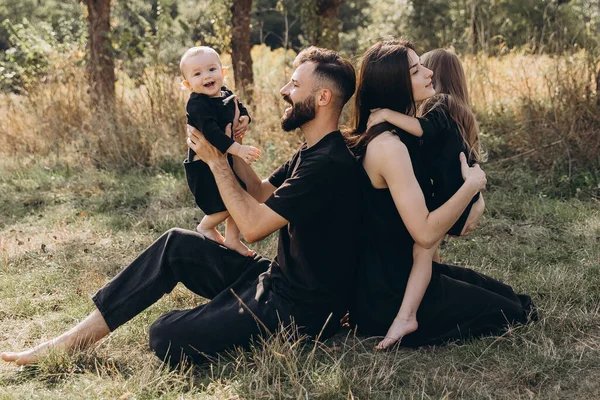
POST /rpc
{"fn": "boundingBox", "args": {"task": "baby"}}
[181,46,261,256]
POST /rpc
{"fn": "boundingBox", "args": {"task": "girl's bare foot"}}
[196,224,225,244]
[223,237,256,257]
[376,316,419,350]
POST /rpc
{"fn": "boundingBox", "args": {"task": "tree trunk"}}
[81,0,115,109]
[596,67,600,106]
[317,0,344,50]
[469,0,478,54]
[231,0,254,101]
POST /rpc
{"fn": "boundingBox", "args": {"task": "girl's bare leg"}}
[196,211,228,243]
[376,242,439,350]
[1,309,110,366]
[223,217,255,257]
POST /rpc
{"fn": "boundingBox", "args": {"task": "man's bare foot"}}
[1,335,72,366]
[223,237,255,257]
[196,224,225,244]
[2,310,110,366]
[376,316,419,350]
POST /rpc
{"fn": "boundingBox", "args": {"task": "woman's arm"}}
[364,133,485,248]
[368,108,423,137]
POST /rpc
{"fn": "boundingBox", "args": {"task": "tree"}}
[231,0,254,99]
[318,0,345,49]
[80,0,115,108]
[298,0,345,49]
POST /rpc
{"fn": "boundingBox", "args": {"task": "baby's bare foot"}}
[196,224,225,244]
[223,237,255,257]
[376,316,419,350]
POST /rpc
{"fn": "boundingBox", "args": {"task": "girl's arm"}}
[368,108,423,137]
[364,133,485,248]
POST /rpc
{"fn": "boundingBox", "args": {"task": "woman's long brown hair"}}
[420,49,484,162]
[345,40,416,156]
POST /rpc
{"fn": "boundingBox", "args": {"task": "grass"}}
[0,156,598,399]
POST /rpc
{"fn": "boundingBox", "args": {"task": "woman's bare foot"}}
[196,224,225,244]
[376,316,419,350]
[223,237,255,257]
[1,310,110,366]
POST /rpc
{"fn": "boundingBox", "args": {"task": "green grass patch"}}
[1,158,599,399]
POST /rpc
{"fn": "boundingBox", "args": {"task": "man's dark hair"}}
[293,47,356,108]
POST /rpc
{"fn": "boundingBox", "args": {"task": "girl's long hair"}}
[345,40,416,155]
[420,49,484,162]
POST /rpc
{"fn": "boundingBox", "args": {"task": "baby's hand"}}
[237,144,261,164]
[234,115,250,141]
[367,108,389,131]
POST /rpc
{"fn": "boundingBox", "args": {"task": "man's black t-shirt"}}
[264,131,361,322]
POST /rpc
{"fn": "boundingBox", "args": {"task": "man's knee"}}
[149,313,210,367]
[162,227,211,252]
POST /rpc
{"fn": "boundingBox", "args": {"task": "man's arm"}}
[231,155,277,202]
[187,126,287,243]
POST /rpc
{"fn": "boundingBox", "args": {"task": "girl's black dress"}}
[418,105,479,236]
[351,130,536,345]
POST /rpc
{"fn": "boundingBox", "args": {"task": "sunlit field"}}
[1,46,599,398]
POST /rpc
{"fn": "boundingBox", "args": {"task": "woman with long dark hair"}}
[347,40,535,347]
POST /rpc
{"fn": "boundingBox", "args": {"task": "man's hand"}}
[235,116,250,141]
[461,194,485,236]
[232,98,249,141]
[187,124,227,167]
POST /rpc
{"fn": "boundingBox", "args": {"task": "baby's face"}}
[182,52,224,97]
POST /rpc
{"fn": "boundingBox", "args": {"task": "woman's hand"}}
[367,108,389,131]
[459,153,486,192]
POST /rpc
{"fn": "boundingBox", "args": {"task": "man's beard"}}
[281,95,316,132]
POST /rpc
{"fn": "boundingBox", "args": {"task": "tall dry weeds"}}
[1,46,598,179]
[463,51,600,179]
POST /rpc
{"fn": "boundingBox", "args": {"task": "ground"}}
[0,158,598,399]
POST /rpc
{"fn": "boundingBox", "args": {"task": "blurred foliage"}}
[1,0,599,93]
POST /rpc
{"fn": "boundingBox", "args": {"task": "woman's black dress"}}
[351,131,535,345]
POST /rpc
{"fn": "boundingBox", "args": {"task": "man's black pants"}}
[92,228,298,366]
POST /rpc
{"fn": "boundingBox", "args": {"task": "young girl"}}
[367,48,484,349]
[181,46,262,256]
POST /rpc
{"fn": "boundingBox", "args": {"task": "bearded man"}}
[2,47,361,367]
